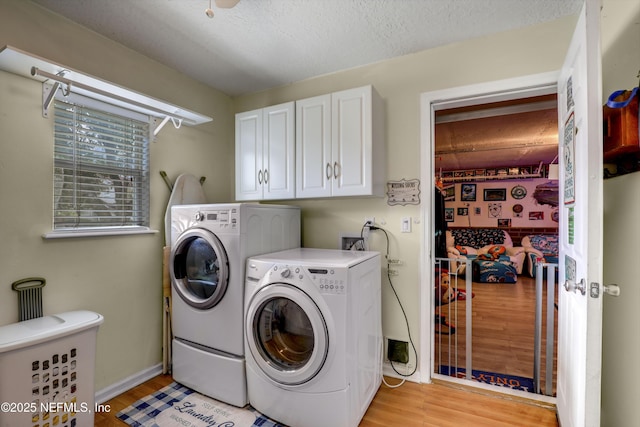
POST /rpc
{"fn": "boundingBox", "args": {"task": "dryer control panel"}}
[194,208,238,230]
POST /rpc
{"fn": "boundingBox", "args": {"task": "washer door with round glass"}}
[246,283,328,385]
[170,228,229,310]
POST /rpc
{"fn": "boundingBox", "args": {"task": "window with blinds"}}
[52,98,150,231]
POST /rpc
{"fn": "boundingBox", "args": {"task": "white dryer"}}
[170,203,300,407]
[244,248,382,427]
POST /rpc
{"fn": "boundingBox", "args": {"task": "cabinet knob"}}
[258,169,263,184]
[263,169,268,184]
[326,163,332,180]
[334,161,340,179]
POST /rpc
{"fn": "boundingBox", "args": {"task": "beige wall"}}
[601,0,640,97]
[0,0,234,390]
[0,0,587,392]
[601,0,640,425]
[233,16,578,368]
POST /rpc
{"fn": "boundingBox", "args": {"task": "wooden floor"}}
[435,274,558,395]
[95,373,557,426]
[95,273,558,426]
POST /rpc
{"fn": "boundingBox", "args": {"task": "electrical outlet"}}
[388,269,399,276]
[387,258,402,265]
[364,216,375,227]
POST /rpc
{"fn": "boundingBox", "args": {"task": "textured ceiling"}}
[31,0,582,97]
[29,0,577,171]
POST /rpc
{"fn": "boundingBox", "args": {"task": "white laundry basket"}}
[0,310,103,427]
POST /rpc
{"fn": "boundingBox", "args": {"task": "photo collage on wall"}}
[441,170,559,226]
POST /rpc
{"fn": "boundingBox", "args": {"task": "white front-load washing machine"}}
[170,203,300,407]
[244,248,382,427]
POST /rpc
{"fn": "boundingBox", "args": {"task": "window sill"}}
[42,227,159,240]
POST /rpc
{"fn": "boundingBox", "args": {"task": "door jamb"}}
[418,71,560,390]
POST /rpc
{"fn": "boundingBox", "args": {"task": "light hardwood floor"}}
[96,275,558,426]
[96,373,557,426]
[435,274,558,395]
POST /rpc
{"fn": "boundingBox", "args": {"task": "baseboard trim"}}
[95,363,164,404]
[382,362,421,383]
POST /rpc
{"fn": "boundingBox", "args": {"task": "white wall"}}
[233,16,578,371]
[0,0,234,390]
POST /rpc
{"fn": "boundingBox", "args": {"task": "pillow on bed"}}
[477,245,507,260]
[455,245,477,255]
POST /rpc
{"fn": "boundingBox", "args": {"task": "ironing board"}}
[162,173,207,374]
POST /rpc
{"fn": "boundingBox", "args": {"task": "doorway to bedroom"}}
[425,78,560,399]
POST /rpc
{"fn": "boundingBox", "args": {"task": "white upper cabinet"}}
[295,94,332,198]
[235,102,295,201]
[235,86,384,201]
[296,85,385,199]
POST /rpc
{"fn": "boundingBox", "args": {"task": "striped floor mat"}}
[117,381,285,427]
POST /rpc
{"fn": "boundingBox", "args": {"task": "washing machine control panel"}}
[312,268,346,295]
[272,265,346,294]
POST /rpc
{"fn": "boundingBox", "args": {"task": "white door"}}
[263,102,295,200]
[170,228,230,310]
[245,283,329,385]
[555,1,603,426]
[235,109,263,201]
[296,94,332,198]
[331,86,372,197]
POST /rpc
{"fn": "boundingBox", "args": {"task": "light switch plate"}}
[401,217,411,233]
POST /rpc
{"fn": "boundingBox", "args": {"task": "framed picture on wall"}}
[444,208,454,222]
[443,184,455,201]
[461,183,476,201]
[498,218,511,227]
[483,188,507,201]
[488,202,502,218]
[529,211,545,220]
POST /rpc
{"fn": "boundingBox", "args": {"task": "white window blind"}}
[52,98,150,231]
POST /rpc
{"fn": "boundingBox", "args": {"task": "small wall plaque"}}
[387,179,420,206]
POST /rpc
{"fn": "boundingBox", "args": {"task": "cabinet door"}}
[296,94,332,198]
[235,109,263,201]
[262,102,295,200]
[331,86,373,197]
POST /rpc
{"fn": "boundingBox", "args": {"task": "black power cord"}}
[361,222,418,378]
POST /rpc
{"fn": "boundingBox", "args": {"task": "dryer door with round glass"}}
[171,228,229,310]
[246,283,328,385]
